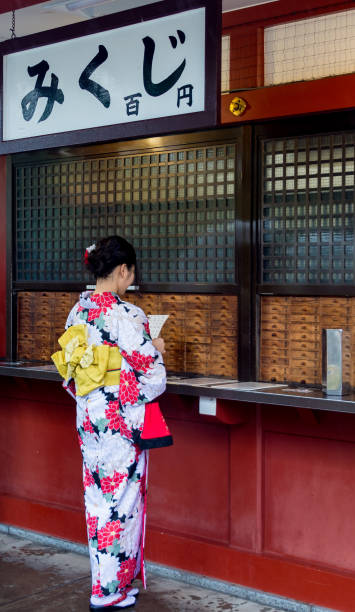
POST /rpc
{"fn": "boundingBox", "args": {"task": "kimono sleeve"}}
[116,304,166,404]
[61,304,79,399]
[65,304,77,330]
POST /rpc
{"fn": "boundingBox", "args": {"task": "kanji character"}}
[123,93,142,116]
[21,60,64,122]
[177,84,193,107]
[143,30,186,97]
[79,44,110,108]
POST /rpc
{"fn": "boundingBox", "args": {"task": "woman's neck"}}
[94,280,118,295]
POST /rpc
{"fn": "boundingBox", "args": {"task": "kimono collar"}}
[79,290,121,309]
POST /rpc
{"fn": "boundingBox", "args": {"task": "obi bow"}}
[51,324,122,396]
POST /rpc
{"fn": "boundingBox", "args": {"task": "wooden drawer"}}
[185,295,211,310]
[261,330,287,341]
[163,322,184,342]
[320,317,349,327]
[288,323,320,334]
[289,349,320,360]
[260,347,288,358]
[289,357,319,369]
[287,367,319,384]
[211,320,238,335]
[320,309,349,320]
[261,320,287,332]
[210,336,237,353]
[211,358,238,378]
[260,338,288,349]
[288,330,319,342]
[259,363,287,382]
[211,309,238,325]
[288,314,318,324]
[18,343,52,362]
[18,291,33,300]
[213,295,237,310]
[261,306,288,318]
[160,294,185,309]
[262,296,288,305]
[264,356,289,366]
[185,356,209,375]
[185,341,209,370]
[164,343,185,372]
[288,304,318,315]
[320,297,348,308]
[185,313,210,335]
[33,307,53,317]
[20,331,51,344]
[289,340,320,352]
[17,297,33,309]
[55,300,77,312]
[261,310,287,321]
[186,333,211,345]
[134,296,160,314]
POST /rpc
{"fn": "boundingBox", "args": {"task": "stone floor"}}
[0,531,287,611]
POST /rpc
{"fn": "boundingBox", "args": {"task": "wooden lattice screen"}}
[260,296,354,386]
[15,142,236,285]
[17,292,238,379]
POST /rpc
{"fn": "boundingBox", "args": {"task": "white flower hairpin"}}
[85,243,96,263]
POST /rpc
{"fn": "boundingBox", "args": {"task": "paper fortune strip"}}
[147,314,169,339]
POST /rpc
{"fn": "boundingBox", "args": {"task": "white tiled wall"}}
[264,9,355,85]
[221,35,230,92]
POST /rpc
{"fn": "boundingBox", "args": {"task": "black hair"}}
[85,235,137,280]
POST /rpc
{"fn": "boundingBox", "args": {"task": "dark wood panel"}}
[17,290,238,378]
[260,295,355,387]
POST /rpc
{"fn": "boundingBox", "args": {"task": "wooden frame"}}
[253,111,355,381]
[9,126,246,369]
[0,0,221,154]
[254,111,355,298]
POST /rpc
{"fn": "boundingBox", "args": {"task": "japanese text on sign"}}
[3,8,205,141]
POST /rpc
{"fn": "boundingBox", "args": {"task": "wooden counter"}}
[0,361,354,414]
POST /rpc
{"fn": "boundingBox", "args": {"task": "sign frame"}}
[0,0,221,153]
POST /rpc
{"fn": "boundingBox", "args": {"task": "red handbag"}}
[138,402,173,450]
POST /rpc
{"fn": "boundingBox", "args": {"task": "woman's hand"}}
[152,337,166,354]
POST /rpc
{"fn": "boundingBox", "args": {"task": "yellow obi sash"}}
[51,324,122,397]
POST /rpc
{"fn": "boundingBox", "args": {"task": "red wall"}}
[2,382,355,609]
[0,379,85,539]
[222,0,355,91]
[0,0,47,14]
[221,0,355,124]
[221,72,355,125]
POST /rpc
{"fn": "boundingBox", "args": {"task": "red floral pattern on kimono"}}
[62,291,166,607]
[119,370,140,406]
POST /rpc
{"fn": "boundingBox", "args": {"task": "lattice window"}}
[264,10,355,86]
[261,132,355,285]
[15,143,236,284]
[221,35,230,93]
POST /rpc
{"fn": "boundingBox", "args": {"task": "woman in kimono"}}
[52,236,166,610]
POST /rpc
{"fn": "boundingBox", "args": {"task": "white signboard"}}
[2,7,205,141]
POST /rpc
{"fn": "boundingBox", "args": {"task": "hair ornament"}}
[84,243,96,264]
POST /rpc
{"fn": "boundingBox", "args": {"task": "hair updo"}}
[85,235,137,280]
